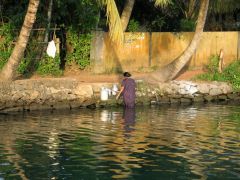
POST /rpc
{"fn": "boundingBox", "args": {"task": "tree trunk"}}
[121,0,135,32]
[0,0,40,81]
[149,0,209,82]
[44,0,53,44]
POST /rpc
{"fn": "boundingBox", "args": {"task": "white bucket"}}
[100,87,108,101]
[112,84,118,96]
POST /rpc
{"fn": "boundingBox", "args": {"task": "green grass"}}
[194,58,240,90]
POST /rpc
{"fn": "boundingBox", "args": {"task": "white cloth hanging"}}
[46,40,56,58]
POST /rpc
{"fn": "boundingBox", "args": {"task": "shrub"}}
[223,61,240,89]
[206,55,219,73]
[66,28,91,69]
[0,23,15,69]
[17,57,32,74]
[36,54,63,76]
[0,51,12,70]
[127,19,140,32]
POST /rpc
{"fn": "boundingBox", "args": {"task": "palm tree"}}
[121,0,135,32]
[99,0,124,42]
[149,0,209,82]
[0,0,40,81]
[100,0,171,41]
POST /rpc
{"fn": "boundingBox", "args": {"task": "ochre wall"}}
[91,31,239,73]
[101,33,150,73]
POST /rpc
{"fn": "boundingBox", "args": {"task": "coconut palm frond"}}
[154,0,172,8]
[101,0,123,43]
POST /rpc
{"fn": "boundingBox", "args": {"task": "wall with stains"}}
[91,31,239,73]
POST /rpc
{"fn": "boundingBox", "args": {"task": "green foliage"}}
[222,61,240,89]
[206,55,219,73]
[0,51,11,70]
[180,19,195,31]
[0,23,14,69]
[66,29,91,69]
[127,19,140,32]
[148,15,166,31]
[54,0,99,33]
[36,54,63,76]
[17,54,37,75]
[17,57,31,75]
[195,57,240,90]
[0,23,15,49]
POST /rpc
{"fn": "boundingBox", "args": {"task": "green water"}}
[0,104,239,179]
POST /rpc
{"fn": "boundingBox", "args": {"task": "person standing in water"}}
[116,72,136,108]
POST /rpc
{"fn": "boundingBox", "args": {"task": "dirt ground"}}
[175,69,204,81]
[30,66,205,83]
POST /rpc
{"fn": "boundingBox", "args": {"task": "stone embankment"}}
[0,78,239,112]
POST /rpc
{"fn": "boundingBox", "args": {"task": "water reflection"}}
[0,105,239,179]
[123,107,136,133]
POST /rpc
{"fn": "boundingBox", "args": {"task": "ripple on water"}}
[0,105,239,179]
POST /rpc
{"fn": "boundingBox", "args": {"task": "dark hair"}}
[123,72,131,77]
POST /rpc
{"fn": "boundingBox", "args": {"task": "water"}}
[0,104,239,180]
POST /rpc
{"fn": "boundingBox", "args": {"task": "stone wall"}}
[136,80,240,105]
[0,79,95,112]
[0,78,239,112]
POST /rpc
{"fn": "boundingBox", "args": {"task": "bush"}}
[0,51,12,70]
[127,19,140,32]
[206,55,219,73]
[223,61,240,89]
[17,57,32,74]
[0,23,15,69]
[36,54,63,76]
[66,28,91,69]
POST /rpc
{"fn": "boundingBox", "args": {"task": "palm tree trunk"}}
[0,0,40,81]
[149,0,209,82]
[121,0,135,32]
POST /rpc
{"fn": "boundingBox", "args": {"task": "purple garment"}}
[121,78,136,107]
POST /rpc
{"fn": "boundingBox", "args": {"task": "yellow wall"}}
[91,31,239,73]
[102,33,150,72]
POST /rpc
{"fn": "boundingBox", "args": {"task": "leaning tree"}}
[149,0,209,82]
[0,0,40,81]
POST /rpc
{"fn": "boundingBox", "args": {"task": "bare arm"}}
[116,86,124,100]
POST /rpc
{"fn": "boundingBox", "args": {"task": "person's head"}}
[123,72,131,77]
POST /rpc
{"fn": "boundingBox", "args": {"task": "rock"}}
[181,98,192,104]
[170,98,180,104]
[209,88,223,96]
[73,84,93,98]
[193,96,205,102]
[218,95,228,101]
[159,97,170,104]
[227,93,239,100]
[29,91,39,100]
[198,84,210,94]
[204,95,214,102]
